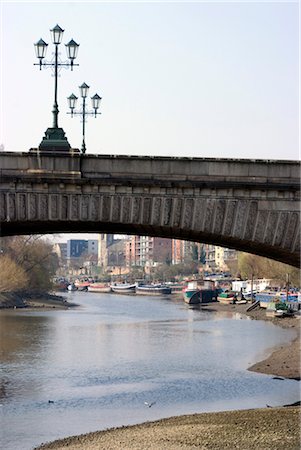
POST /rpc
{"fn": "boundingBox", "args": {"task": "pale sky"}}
[1,1,299,243]
[0,0,299,161]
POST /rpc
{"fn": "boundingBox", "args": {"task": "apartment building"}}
[126,236,172,267]
[204,244,237,272]
[98,234,115,269]
[171,239,201,264]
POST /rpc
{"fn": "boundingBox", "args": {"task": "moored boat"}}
[53,278,69,291]
[74,281,90,291]
[136,284,172,296]
[87,283,112,293]
[183,281,201,304]
[165,283,184,294]
[257,290,300,311]
[110,283,136,294]
[266,301,293,318]
[67,283,77,291]
[183,280,217,305]
[217,292,236,304]
[255,292,278,308]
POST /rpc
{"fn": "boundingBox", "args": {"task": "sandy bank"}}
[35,406,300,450]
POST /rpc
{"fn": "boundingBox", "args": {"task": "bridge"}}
[0,151,300,267]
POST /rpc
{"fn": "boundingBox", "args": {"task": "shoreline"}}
[35,406,301,450]
[201,301,300,380]
[0,291,77,310]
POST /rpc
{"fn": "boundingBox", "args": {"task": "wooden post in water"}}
[251,273,254,302]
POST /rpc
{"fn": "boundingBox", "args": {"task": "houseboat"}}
[256,291,279,308]
[87,283,112,293]
[110,283,136,294]
[168,283,184,294]
[136,284,172,296]
[183,280,201,304]
[183,279,217,305]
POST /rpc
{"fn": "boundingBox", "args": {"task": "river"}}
[0,291,299,450]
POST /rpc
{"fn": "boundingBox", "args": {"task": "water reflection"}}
[0,292,299,450]
[0,312,51,363]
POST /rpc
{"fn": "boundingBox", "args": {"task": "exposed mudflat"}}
[36,406,300,450]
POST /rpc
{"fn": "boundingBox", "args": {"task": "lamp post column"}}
[53,43,59,129]
[67,82,101,154]
[82,96,86,154]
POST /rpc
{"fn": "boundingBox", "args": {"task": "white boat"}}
[136,284,172,296]
[110,283,136,294]
[67,283,77,291]
[236,299,247,305]
[87,283,112,293]
[217,292,236,304]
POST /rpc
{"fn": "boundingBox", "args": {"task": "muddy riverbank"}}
[0,291,77,309]
[36,406,300,450]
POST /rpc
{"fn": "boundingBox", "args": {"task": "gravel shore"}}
[35,301,301,450]
[36,407,300,450]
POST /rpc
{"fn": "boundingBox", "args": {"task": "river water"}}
[0,292,299,450]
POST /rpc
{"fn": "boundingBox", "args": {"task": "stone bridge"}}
[0,151,300,267]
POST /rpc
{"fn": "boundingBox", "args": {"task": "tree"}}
[237,252,300,287]
[0,236,59,291]
[0,255,28,292]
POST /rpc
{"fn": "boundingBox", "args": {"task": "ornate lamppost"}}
[67,83,101,154]
[34,25,79,152]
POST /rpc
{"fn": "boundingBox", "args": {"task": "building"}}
[171,239,202,264]
[215,246,237,272]
[98,234,115,269]
[126,236,172,267]
[88,239,98,256]
[204,245,238,273]
[204,244,216,271]
[66,239,98,262]
[125,236,138,267]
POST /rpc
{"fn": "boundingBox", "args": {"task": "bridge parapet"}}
[1,152,300,186]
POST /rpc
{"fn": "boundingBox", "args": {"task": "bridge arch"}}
[0,152,299,267]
